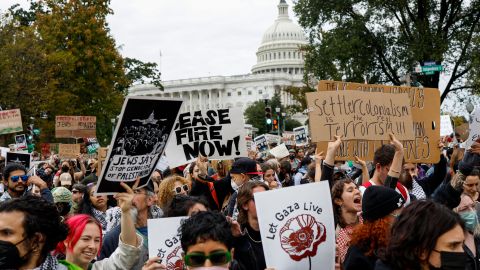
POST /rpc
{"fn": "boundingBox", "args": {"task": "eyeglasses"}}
[184,250,232,267]
[173,184,189,194]
[11,175,29,182]
[72,190,80,194]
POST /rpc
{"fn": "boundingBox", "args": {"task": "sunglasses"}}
[184,250,231,267]
[72,190,80,194]
[11,175,29,182]
[173,184,189,194]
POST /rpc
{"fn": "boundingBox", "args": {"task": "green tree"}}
[244,93,292,134]
[284,118,302,131]
[123,57,163,91]
[294,0,480,103]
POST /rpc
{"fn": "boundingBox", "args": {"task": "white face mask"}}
[231,174,245,192]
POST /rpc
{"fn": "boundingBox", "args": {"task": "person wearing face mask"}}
[0,196,69,269]
[376,200,466,270]
[288,149,300,173]
[454,193,480,270]
[190,157,262,217]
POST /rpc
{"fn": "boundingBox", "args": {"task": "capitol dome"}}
[251,0,308,75]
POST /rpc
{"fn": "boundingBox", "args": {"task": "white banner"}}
[147,217,187,270]
[269,143,289,159]
[440,115,454,137]
[255,181,335,270]
[465,107,480,149]
[165,108,247,167]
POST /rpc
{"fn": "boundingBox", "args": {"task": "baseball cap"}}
[59,173,72,186]
[230,157,262,175]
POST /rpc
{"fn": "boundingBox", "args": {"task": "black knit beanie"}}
[362,185,404,222]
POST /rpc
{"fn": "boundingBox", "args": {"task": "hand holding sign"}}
[142,257,166,270]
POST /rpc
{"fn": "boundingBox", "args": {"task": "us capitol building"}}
[128,0,308,122]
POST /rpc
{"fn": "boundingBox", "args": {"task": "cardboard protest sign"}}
[55,116,96,138]
[255,181,335,270]
[254,135,269,152]
[465,107,480,149]
[293,126,308,146]
[0,109,23,135]
[307,91,414,141]
[15,134,27,150]
[164,108,247,168]
[58,144,81,159]
[97,147,108,174]
[440,115,454,137]
[147,217,187,270]
[270,143,290,159]
[96,97,182,194]
[6,152,31,169]
[316,80,441,163]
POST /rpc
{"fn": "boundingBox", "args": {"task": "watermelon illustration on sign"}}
[279,214,326,270]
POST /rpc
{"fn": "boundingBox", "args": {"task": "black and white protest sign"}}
[294,126,308,146]
[15,134,27,150]
[6,152,31,169]
[254,134,269,152]
[164,108,247,167]
[95,97,183,194]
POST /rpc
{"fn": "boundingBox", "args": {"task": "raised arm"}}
[321,135,342,188]
[384,134,404,189]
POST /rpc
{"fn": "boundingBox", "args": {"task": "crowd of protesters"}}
[0,131,479,270]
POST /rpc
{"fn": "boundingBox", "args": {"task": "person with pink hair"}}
[56,182,143,270]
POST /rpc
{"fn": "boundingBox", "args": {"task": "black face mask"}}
[289,154,295,160]
[0,238,28,269]
[429,251,467,270]
[62,165,69,172]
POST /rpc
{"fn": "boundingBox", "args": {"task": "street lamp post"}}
[281,112,286,133]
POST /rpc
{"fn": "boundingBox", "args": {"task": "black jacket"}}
[344,245,377,270]
[416,155,448,197]
[232,225,266,270]
[189,174,233,211]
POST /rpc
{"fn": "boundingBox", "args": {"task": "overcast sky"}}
[0,0,295,81]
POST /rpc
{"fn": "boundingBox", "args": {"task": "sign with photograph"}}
[6,152,31,169]
[15,134,27,150]
[293,126,308,146]
[255,181,335,270]
[95,97,182,194]
[254,135,269,152]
